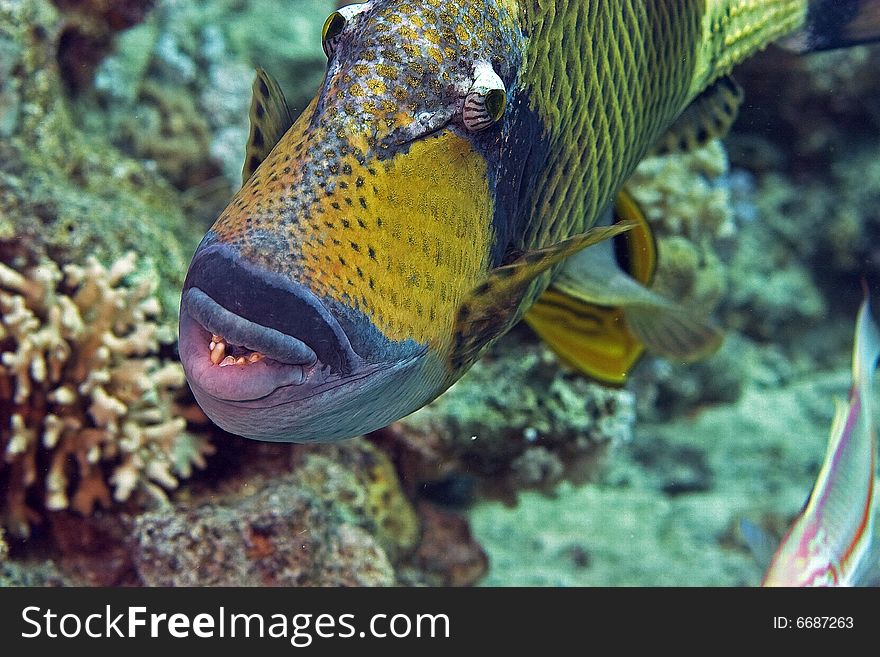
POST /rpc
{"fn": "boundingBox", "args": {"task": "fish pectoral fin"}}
[242,68,295,184]
[525,187,719,383]
[650,76,743,156]
[448,223,632,372]
[624,301,723,362]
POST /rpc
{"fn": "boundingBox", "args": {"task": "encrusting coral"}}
[0,251,213,538]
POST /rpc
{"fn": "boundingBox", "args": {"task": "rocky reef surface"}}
[1,0,878,587]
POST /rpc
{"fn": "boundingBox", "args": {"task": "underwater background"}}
[1,0,879,586]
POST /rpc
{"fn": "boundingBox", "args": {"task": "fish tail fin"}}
[782,0,880,52]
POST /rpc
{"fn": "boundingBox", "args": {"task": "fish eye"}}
[463,63,507,132]
[485,89,506,122]
[321,3,370,60]
[322,11,347,58]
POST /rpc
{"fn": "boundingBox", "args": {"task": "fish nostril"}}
[183,244,358,374]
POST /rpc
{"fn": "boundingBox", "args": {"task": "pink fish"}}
[761,297,880,586]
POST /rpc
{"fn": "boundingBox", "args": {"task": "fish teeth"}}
[209,333,265,366]
[209,336,226,365]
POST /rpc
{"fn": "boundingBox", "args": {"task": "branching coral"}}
[0,251,212,537]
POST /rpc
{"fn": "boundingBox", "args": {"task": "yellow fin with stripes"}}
[525,289,643,386]
[525,190,722,385]
[650,76,743,156]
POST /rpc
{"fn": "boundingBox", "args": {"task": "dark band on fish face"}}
[487,90,549,266]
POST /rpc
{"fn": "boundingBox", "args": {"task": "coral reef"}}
[79,0,335,201]
[131,476,399,587]
[0,0,203,323]
[18,438,442,586]
[0,557,69,586]
[291,442,420,564]
[0,252,212,537]
[470,370,849,586]
[52,0,156,94]
[389,329,636,500]
[627,141,732,315]
[405,502,488,587]
[732,46,880,174]
[724,45,880,328]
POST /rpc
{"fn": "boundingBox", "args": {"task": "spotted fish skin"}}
[180,0,813,442]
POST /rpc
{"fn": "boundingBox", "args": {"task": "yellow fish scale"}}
[517,0,807,250]
[214,112,493,347]
[298,132,494,345]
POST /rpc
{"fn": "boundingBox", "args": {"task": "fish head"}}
[179,1,528,442]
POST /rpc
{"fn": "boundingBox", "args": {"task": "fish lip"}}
[183,242,359,374]
[182,287,319,367]
[178,305,311,403]
[179,242,373,404]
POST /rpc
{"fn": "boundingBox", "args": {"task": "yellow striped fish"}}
[179,0,880,442]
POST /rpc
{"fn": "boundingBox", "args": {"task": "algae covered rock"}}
[83,0,334,192]
[128,438,419,586]
[0,0,203,323]
[132,477,398,587]
[396,329,636,497]
[0,0,215,539]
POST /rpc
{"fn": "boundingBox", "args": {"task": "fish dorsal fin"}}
[650,76,743,156]
[447,223,632,372]
[525,190,722,385]
[242,68,294,184]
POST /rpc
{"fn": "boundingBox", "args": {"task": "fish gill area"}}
[1,0,879,586]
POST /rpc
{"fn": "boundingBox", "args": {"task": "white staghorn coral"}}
[0,251,213,537]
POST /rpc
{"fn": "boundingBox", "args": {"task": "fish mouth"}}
[179,243,360,403]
